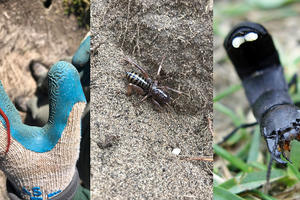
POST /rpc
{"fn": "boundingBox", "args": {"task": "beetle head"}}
[261,104,300,164]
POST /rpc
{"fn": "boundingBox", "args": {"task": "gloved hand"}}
[0,61,86,199]
[72,35,90,87]
[71,34,91,189]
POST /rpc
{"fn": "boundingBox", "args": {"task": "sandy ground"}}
[0,0,87,198]
[91,0,213,199]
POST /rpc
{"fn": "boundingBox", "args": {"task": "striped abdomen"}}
[126,72,151,90]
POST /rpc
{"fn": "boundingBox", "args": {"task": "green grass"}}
[214,140,300,199]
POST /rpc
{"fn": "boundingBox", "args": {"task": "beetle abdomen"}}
[126,72,150,90]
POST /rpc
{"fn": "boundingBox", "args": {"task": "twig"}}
[182,156,213,162]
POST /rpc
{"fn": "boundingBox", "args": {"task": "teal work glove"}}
[72,35,90,87]
[0,61,86,199]
[72,35,91,189]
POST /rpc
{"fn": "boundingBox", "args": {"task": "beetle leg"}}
[165,86,182,95]
[152,99,163,111]
[218,122,258,145]
[153,55,166,83]
[165,102,175,113]
[156,55,166,77]
[140,93,151,102]
[127,83,145,96]
[123,57,150,80]
[158,86,183,95]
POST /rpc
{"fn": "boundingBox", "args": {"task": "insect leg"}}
[152,99,163,111]
[158,86,189,98]
[162,86,182,94]
[127,83,145,96]
[165,102,174,112]
[156,55,166,78]
[140,93,151,102]
[218,122,258,145]
[123,57,150,79]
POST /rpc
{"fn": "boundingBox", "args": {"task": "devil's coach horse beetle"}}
[222,22,300,184]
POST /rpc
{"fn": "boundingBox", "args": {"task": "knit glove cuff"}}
[7,169,80,200]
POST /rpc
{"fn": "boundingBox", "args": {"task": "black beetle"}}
[223,22,300,182]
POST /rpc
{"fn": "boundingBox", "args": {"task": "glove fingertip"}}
[72,36,90,70]
[47,61,86,124]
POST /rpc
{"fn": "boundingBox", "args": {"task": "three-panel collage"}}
[0,0,299,199]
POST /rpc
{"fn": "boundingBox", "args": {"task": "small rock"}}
[172,148,181,155]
